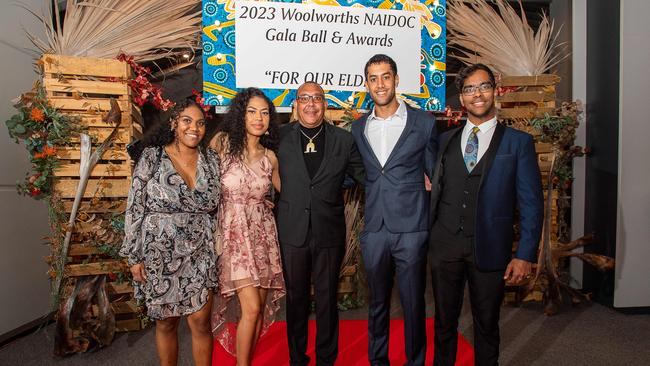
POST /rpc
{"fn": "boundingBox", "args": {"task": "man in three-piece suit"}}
[429,64,543,366]
[276,81,365,366]
[351,54,438,366]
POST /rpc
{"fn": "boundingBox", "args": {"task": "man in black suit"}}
[276,81,365,366]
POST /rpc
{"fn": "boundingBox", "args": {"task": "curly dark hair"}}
[455,63,496,92]
[219,87,279,159]
[141,97,206,148]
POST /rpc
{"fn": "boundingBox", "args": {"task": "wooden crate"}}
[535,142,555,186]
[43,54,142,205]
[497,74,560,120]
[43,54,143,332]
[337,265,357,296]
[500,75,564,303]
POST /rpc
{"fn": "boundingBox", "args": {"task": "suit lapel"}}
[357,114,382,168]
[429,125,463,227]
[433,125,463,187]
[290,122,311,181]
[384,105,415,168]
[439,125,463,164]
[312,122,335,180]
[478,123,505,189]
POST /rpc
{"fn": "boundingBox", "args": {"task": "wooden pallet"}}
[497,74,560,121]
[43,54,143,332]
[497,75,566,304]
[337,265,357,296]
[43,54,141,206]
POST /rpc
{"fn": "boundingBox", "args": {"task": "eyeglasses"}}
[296,94,325,103]
[461,82,494,96]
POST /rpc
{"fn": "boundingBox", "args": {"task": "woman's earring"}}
[264,130,270,135]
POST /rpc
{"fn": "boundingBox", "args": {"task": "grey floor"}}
[1,284,649,366]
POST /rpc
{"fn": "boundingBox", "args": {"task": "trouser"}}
[430,222,505,366]
[361,224,429,366]
[281,229,344,366]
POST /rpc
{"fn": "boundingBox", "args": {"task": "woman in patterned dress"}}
[209,88,285,365]
[120,98,219,366]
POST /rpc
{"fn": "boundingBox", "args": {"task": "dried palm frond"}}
[447,0,569,76]
[19,0,201,62]
[341,186,364,273]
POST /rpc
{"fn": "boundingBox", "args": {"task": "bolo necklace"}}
[300,125,324,153]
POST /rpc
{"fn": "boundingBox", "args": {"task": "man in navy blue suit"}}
[429,64,543,366]
[351,54,438,366]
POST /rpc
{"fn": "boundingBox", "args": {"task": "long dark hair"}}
[218,87,279,159]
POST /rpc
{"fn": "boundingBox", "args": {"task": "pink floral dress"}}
[211,152,285,355]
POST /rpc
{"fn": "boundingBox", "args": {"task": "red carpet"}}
[212,318,474,365]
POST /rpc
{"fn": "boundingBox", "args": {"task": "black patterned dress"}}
[120,146,221,320]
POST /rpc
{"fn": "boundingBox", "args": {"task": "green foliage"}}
[529,109,579,146]
[95,241,121,259]
[337,293,364,311]
[530,114,570,137]
[4,83,82,198]
[110,213,125,233]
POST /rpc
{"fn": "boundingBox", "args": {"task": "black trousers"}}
[361,225,429,366]
[281,229,344,366]
[429,223,505,366]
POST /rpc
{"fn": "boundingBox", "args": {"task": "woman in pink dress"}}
[209,87,285,365]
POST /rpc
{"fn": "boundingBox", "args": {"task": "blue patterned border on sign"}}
[202,0,446,111]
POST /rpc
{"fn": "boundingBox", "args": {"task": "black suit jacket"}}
[276,122,365,247]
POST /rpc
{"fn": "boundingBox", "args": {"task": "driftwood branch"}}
[553,234,594,252]
[52,99,122,300]
[54,275,116,355]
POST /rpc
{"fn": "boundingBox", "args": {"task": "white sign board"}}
[235,1,421,93]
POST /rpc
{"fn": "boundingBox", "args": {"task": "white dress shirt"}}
[460,117,498,163]
[365,99,408,166]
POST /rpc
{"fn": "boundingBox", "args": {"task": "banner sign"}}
[202,0,446,111]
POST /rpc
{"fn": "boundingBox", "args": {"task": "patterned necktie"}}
[464,126,480,172]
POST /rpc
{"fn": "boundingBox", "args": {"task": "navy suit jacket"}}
[351,105,437,233]
[429,123,544,270]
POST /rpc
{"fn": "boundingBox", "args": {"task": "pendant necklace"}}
[300,125,324,154]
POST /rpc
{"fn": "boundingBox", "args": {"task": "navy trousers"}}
[361,224,429,366]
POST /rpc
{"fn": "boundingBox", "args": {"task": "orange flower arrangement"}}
[30,107,46,122]
[33,145,57,159]
[349,110,363,120]
[6,83,80,199]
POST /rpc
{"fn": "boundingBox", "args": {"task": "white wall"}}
[615,0,650,308]
[570,0,587,289]
[0,1,53,338]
